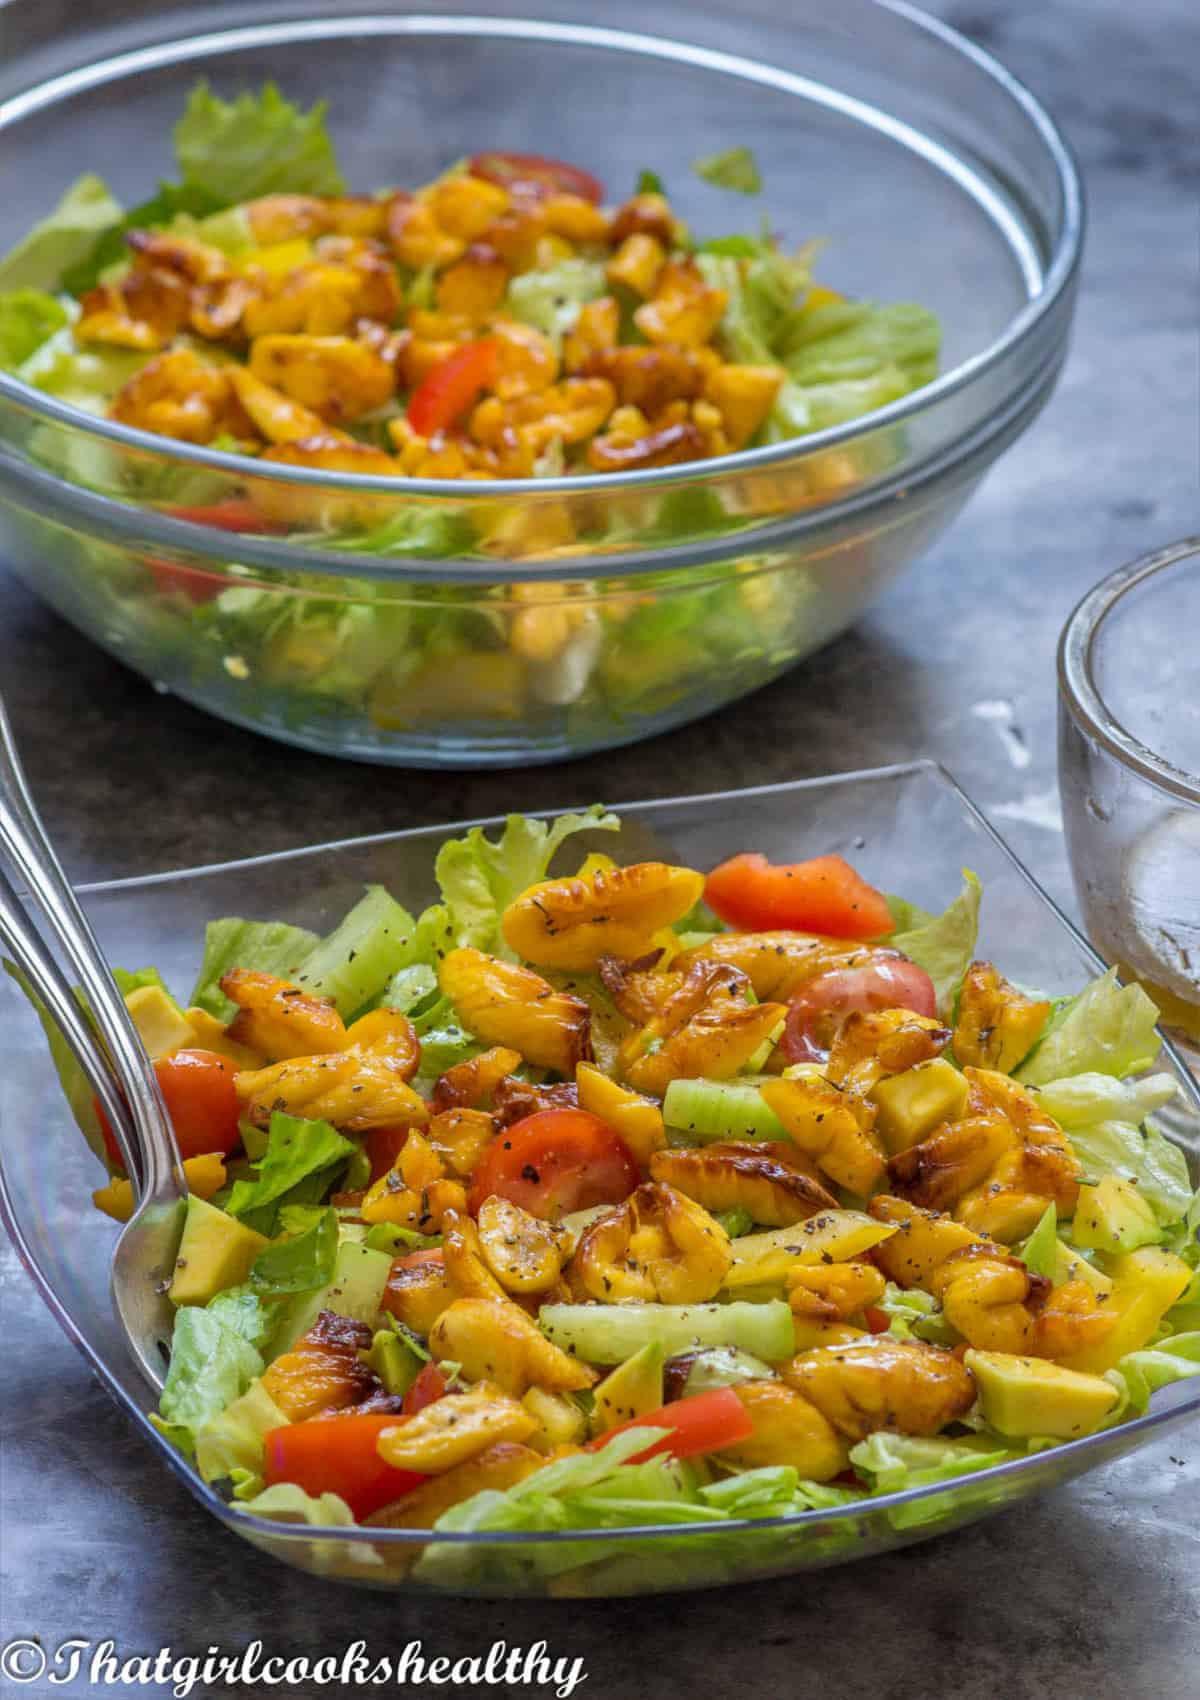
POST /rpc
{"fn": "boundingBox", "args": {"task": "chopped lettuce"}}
[636,168,665,195]
[1035,1071,1179,1131]
[432,806,618,958]
[17,329,150,414]
[249,1206,339,1295]
[889,868,982,1019]
[382,963,439,1013]
[157,1305,265,1456]
[1103,1331,1200,1422]
[189,917,320,1022]
[0,289,68,370]
[225,1113,355,1236]
[506,259,606,347]
[58,181,227,295]
[1019,1203,1059,1278]
[0,175,124,292]
[693,147,763,195]
[174,82,345,205]
[780,300,940,389]
[876,1281,958,1345]
[1018,967,1163,1085]
[205,1285,274,1353]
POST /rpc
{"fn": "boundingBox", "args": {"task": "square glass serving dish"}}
[2,762,1196,1596]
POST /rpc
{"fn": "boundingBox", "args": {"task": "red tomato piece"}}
[165,499,275,532]
[402,1362,448,1416]
[704,852,894,940]
[144,559,232,604]
[365,1126,410,1185]
[586,1387,753,1464]
[407,338,498,436]
[780,957,937,1065]
[468,151,605,204]
[467,1109,640,1221]
[263,1413,426,1522]
[98,1047,242,1171]
[863,1305,891,1335]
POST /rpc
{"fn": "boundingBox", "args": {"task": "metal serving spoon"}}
[0,696,184,1390]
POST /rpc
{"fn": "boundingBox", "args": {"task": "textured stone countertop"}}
[1,1,1197,1695]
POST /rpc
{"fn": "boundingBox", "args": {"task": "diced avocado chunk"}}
[270,1240,393,1353]
[365,1328,424,1397]
[593,1340,665,1433]
[1049,1238,1113,1296]
[126,984,194,1060]
[871,1058,970,1153]
[193,1377,288,1487]
[965,1349,1119,1439]
[168,1196,269,1307]
[1072,1175,1162,1255]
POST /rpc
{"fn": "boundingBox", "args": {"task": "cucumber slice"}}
[297,886,417,1018]
[538,1299,795,1365]
[663,1077,789,1143]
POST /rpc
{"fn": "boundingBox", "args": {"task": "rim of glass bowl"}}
[0,9,1083,510]
[3,761,1198,1555]
[1058,536,1200,808]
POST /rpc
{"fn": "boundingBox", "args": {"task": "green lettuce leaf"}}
[249,1206,339,1295]
[889,869,982,1019]
[58,180,232,297]
[1103,1330,1200,1422]
[1018,1203,1059,1278]
[1034,1071,1189,1225]
[693,146,763,194]
[433,805,619,958]
[225,1113,355,1236]
[157,1306,265,1455]
[0,289,68,370]
[237,1481,357,1526]
[780,300,940,389]
[17,328,150,414]
[1018,968,1162,1085]
[876,1281,958,1345]
[174,82,345,205]
[0,175,124,292]
[188,917,320,1022]
[636,168,665,195]
[506,259,607,346]
[204,1285,275,1352]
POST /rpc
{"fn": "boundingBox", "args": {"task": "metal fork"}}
[0,696,184,1391]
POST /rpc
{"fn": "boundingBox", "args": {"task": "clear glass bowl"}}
[1059,537,1200,1061]
[2,763,1196,1595]
[0,1,1081,765]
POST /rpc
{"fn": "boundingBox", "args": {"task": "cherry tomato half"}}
[146,500,277,603]
[98,1047,242,1171]
[468,151,605,204]
[365,1126,411,1185]
[705,852,894,940]
[468,1109,640,1221]
[407,338,498,436]
[780,957,938,1064]
[402,1361,448,1416]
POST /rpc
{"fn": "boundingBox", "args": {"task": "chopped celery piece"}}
[296,885,416,1018]
[663,1077,788,1142]
[538,1300,795,1365]
[681,1346,775,1395]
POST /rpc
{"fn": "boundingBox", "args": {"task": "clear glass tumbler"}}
[1059,538,1200,1060]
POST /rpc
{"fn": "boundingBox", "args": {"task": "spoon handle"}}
[0,695,179,1197]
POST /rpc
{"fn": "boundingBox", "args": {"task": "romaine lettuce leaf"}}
[889,868,982,1018]
[204,1285,274,1352]
[0,289,68,370]
[188,917,320,1022]
[225,1113,355,1236]
[875,1281,958,1345]
[237,1481,357,1527]
[1034,1070,1190,1225]
[17,328,150,414]
[1103,1330,1200,1422]
[0,175,124,292]
[157,1305,265,1455]
[781,300,940,388]
[1018,967,1162,1085]
[432,805,618,958]
[174,82,345,204]
[1035,1071,1179,1131]
[249,1206,339,1295]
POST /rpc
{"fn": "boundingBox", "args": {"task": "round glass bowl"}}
[0,0,1083,766]
[1059,538,1200,1060]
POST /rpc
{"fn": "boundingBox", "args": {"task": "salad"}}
[0,85,940,489]
[35,809,1199,1587]
[0,85,942,756]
